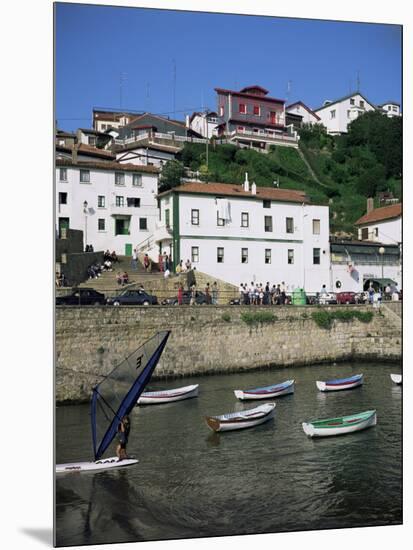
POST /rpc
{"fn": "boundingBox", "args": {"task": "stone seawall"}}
[56,305,401,403]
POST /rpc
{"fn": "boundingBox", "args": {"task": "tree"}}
[356,164,386,196]
[159,160,185,191]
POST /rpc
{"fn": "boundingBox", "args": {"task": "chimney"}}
[244,172,249,192]
[251,182,257,195]
[367,197,374,214]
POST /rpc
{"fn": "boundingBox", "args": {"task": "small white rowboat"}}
[137,384,199,405]
[302,409,377,438]
[316,373,363,392]
[205,402,276,432]
[234,379,295,400]
[390,374,402,385]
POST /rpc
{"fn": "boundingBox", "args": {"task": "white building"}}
[188,111,219,138]
[378,101,401,118]
[314,93,376,135]
[330,240,401,292]
[286,102,321,125]
[116,141,180,168]
[355,202,402,245]
[156,178,330,293]
[56,158,160,255]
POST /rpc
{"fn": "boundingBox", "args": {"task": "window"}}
[132,173,142,187]
[288,249,294,265]
[241,248,248,264]
[253,105,260,116]
[237,126,245,132]
[360,100,365,108]
[312,219,320,235]
[347,110,351,118]
[374,227,379,237]
[191,209,199,225]
[239,103,246,114]
[392,106,398,112]
[241,212,249,228]
[350,98,355,105]
[217,211,225,226]
[59,168,67,181]
[191,246,199,263]
[361,228,369,240]
[286,217,294,234]
[265,249,271,264]
[264,216,273,232]
[263,199,271,208]
[115,196,124,207]
[330,110,336,119]
[127,197,140,207]
[115,172,125,186]
[219,105,224,117]
[98,218,105,231]
[80,169,90,183]
[165,209,170,228]
[98,195,105,208]
[139,218,148,230]
[313,248,321,265]
[58,192,67,205]
[217,247,224,263]
[88,136,96,146]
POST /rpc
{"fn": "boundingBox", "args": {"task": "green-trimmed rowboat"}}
[302,410,377,438]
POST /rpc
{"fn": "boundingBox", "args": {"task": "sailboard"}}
[56,330,171,473]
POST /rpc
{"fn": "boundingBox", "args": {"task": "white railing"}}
[115,132,209,147]
[229,129,298,142]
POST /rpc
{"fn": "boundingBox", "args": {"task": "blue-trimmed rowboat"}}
[302,409,377,437]
[316,373,363,392]
[390,374,402,385]
[205,402,276,432]
[234,379,294,400]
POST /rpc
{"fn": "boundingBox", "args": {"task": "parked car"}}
[356,291,368,304]
[162,290,207,306]
[56,288,106,306]
[106,289,158,306]
[317,292,337,305]
[336,291,357,304]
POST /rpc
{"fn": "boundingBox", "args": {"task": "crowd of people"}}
[238,282,290,305]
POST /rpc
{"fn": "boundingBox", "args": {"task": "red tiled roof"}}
[56,144,116,159]
[159,181,310,203]
[56,158,160,174]
[215,87,285,105]
[355,203,402,225]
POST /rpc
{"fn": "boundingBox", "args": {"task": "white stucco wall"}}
[56,164,159,254]
[190,115,218,138]
[357,217,401,245]
[315,94,376,134]
[286,104,319,125]
[116,147,175,167]
[331,262,401,292]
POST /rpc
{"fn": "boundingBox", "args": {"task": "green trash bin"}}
[292,288,307,305]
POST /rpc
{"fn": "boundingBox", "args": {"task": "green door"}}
[125,243,133,256]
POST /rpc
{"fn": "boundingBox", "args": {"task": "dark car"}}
[162,290,207,306]
[336,291,357,304]
[56,288,106,306]
[107,289,158,306]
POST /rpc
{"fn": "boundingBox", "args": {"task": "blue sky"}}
[55,3,402,131]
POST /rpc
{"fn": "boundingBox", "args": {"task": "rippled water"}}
[55,361,402,546]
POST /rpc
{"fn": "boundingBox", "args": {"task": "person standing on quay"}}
[212,282,218,305]
[131,248,138,271]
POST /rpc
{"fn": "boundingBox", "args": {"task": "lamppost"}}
[379,246,385,281]
[83,200,88,250]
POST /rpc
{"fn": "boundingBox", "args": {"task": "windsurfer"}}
[116,415,131,461]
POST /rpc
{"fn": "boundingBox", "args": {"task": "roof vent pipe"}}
[251,182,257,195]
[244,172,249,192]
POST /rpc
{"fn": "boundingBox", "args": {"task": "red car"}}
[336,291,357,304]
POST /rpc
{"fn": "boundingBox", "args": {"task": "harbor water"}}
[55,361,402,546]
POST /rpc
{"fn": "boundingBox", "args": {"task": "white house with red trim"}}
[355,202,402,245]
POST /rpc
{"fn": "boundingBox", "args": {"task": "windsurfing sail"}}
[91,330,170,460]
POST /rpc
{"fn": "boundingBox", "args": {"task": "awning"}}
[154,226,173,243]
[364,278,397,285]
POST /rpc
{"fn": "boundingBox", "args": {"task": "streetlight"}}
[378,246,385,281]
[83,200,88,250]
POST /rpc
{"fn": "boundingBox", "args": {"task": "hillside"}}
[160,111,402,237]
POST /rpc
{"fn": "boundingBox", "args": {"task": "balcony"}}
[153,222,173,244]
[228,128,299,148]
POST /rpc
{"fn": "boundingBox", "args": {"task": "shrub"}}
[221,312,231,323]
[241,311,277,325]
[311,309,373,329]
